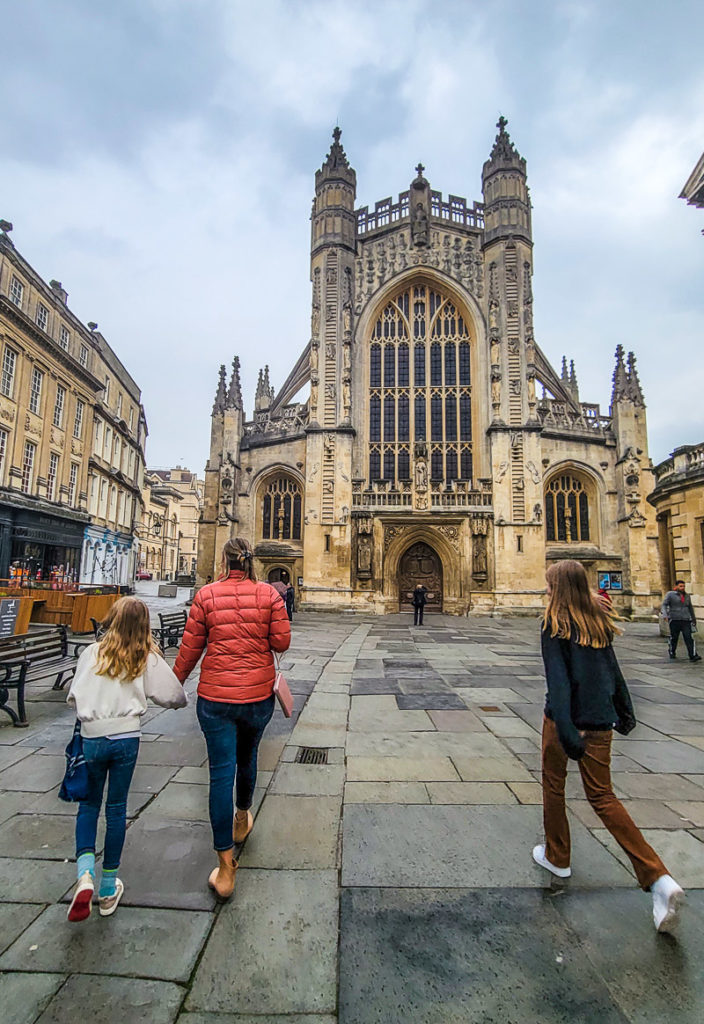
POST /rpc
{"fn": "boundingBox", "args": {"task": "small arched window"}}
[261,477,302,541]
[545,473,590,542]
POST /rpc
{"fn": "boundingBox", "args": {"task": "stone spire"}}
[561,356,569,383]
[611,345,629,404]
[212,364,227,415]
[255,365,274,411]
[315,126,355,189]
[569,359,579,402]
[226,356,242,410]
[626,351,645,407]
[485,116,526,172]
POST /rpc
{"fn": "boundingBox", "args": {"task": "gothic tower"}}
[196,358,243,585]
[301,128,357,603]
[482,117,544,603]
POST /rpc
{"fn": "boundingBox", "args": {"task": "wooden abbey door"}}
[398,542,443,610]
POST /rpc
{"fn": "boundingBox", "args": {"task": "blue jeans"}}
[197,695,275,851]
[75,736,139,870]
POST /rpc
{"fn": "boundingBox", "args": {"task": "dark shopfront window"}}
[9,540,79,584]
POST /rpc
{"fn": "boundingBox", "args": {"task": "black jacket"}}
[541,628,636,760]
[412,587,428,607]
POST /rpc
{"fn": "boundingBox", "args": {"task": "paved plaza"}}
[1,601,703,1023]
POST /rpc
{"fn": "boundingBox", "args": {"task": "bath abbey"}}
[197,120,660,617]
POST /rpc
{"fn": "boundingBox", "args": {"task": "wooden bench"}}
[0,626,87,727]
[157,610,188,651]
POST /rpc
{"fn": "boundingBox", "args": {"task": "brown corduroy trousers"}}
[541,716,668,890]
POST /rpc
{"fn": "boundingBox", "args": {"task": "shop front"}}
[0,498,90,585]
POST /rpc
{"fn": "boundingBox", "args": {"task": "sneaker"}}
[532,844,572,878]
[690,654,701,663]
[234,809,253,844]
[98,878,124,917]
[669,654,677,660]
[652,874,685,933]
[67,871,94,922]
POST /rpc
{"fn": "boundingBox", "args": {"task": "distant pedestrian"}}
[66,597,187,922]
[174,538,291,901]
[662,580,700,662]
[285,582,295,622]
[597,586,612,611]
[535,560,684,933]
[412,583,428,626]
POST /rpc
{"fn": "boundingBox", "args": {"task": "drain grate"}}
[479,705,501,712]
[296,746,329,765]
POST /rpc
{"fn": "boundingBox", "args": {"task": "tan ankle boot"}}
[208,849,238,902]
[234,808,253,844]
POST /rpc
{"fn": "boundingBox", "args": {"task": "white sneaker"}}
[98,878,124,917]
[652,874,685,934]
[67,871,94,922]
[532,844,572,878]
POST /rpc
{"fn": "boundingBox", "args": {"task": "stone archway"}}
[398,541,443,610]
[267,566,291,585]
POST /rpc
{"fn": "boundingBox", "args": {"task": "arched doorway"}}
[268,567,290,584]
[398,542,443,610]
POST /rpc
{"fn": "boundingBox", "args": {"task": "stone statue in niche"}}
[326,303,336,322]
[527,375,536,405]
[310,379,318,411]
[490,338,500,366]
[509,379,521,396]
[311,306,320,336]
[342,340,351,373]
[325,342,336,360]
[342,378,351,419]
[326,265,337,285]
[411,202,429,247]
[357,535,372,574]
[325,381,336,401]
[491,377,501,406]
[310,341,319,374]
[324,433,335,455]
[472,534,488,576]
[415,459,428,492]
[533,503,543,524]
[398,233,408,268]
[343,305,352,335]
[489,300,499,332]
[442,235,452,273]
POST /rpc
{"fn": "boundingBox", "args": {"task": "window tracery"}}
[544,473,590,542]
[368,284,472,484]
[261,477,302,541]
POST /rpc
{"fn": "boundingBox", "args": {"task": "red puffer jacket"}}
[173,571,291,703]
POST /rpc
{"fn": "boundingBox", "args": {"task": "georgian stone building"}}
[198,122,661,617]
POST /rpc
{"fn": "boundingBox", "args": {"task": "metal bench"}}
[157,610,188,651]
[0,626,87,727]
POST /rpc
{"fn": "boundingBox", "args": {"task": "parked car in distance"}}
[136,570,153,581]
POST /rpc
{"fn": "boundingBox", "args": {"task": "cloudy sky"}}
[2,0,702,472]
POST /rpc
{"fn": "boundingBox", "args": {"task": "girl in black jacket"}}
[535,559,684,933]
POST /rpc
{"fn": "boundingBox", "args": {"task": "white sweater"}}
[68,643,188,738]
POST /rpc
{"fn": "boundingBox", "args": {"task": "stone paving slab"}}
[344,781,429,803]
[613,772,704,801]
[269,762,345,796]
[0,813,104,860]
[117,817,218,910]
[618,739,704,774]
[451,755,534,782]
[569,798,688,830]
[0,902,43,954]
[134,738,207,766]
[0,752,65,791]
[178,1017,337,1024]
[346,730,506,759]
[239,795,341,869]
[187,870,338,1016]
[0,790,43,825]
[0,972,66,1024]
[395,692,466,710]
[554,890,704,1022]
[425,782,518,804]
[342,804,633,888]
[35,975,186,1024]
[0,857,73,904]
[594,827,704,888]
[347,755,459,782]
[0,905,212,981]
[339,887,630,1024]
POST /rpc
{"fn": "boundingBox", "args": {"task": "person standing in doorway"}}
[412,583,428,626]
[285,581,295,622]
[173,538,291,901]
[534,559,685,933]
[662,580,701,662]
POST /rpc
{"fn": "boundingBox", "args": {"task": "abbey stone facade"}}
[197,121,661,617]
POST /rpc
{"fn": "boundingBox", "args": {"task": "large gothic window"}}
[545,473,590,543]
[261,477,302,541]
[368,284,472,484]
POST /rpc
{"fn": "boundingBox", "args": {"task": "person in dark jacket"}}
[535,559,684,933]
[285,583,294,622]
[412,583,428,626]
[662,580,700,662]
[174,538,291,901]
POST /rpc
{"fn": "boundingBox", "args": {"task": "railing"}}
[352,483,492,509]
[352,491,413,508]
[430,489,492,508]
[653,443,704,485]
[537,399,612,434]
[356,191,484,235]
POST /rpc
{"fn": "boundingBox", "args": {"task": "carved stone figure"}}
[490,338,500,366]
[343,305,352,334]
[310,342,319,374]
[496,461,509,482]
[491,378,501,406]
[311,306,320,336]
[415,459,428,491]
[342,379,351,419]
[325,381,336,401]
[411,203,429,247]
[325,342,336,360]
[472,534,488,576]
[342,340,351,373]
[357,535,372,574]
[526,460,541,485]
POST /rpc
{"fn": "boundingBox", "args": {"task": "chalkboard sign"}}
[0,598,20,638]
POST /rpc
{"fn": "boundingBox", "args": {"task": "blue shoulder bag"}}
[58,720,91,802]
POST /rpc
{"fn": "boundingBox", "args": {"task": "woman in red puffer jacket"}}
[173,537,290,900]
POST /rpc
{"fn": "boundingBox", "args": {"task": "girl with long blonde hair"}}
[66,597,186,922]
[535,560,684,932]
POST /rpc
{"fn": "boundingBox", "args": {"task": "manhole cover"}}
[296,747,329,765]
